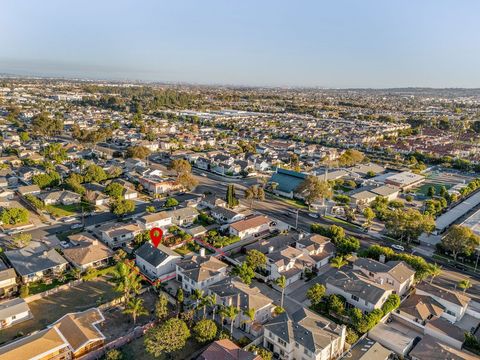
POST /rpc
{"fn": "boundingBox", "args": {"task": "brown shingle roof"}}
[230,215,270,232]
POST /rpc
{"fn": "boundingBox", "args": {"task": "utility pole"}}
[295,209,299,229]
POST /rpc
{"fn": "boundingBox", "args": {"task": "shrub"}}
[193,319,217,343]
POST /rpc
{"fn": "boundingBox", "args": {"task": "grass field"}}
[270,195,308,209]
[415,183,451,196]
[46,203,84,218]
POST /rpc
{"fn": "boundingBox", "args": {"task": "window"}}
[295,342,299,348]
[351,295,359,302]
[278,338,287,347]
[446,310,456,317]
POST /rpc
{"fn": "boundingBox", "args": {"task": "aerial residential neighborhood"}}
[1,1,480,360]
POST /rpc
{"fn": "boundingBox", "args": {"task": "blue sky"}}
[1,0,479,88]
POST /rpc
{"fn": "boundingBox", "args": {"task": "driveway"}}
[287,266,337,305]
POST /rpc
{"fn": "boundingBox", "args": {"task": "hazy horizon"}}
[2,0,480,88]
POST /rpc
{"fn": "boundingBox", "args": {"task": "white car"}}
[63,217,76,223]
[70,223,83,230]
[200,173,207,177]
[308,213,319,218]
[391,244,405,251]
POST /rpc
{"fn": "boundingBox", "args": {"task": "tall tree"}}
[224,305,240,335]
[144,318,190,356]
[306,283,326,306]
[155,293,169,320]
[296,175,332,209]
[226,184,239,208]
[244,185,265,208]
[275,275,286,309]
[442,225,480,261]
[429,263,442,284]
[123,297,148,324]
[245,249,267,270]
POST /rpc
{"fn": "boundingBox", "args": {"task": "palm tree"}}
[209,294,218,321]
[123,297,148,325]
[242,308,255,332]
[70,267,82,280]
[111,262,142,305]
[224,305,240,335]
[190,289,204,314]
[458,279,472,293]
[275,276,287,309]
[219,305,227,330]
[330,256,348,269]
[429,263,442,284]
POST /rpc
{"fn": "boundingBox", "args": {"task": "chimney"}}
[92,240,98,246]
[43,251,48,257]
[268,246,274,254]
[199,247,206,256]
[379,254,386,263]
[298,232,304,241]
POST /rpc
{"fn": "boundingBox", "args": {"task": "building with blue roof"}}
[269,168,307,199]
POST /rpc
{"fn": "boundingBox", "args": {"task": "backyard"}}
[0,278,118,345]
[116,334,206,360]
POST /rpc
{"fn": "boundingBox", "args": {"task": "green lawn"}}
[46,203,85,218]
[415,183,451,196]
[324,215,362,230]
[270,195,308,209]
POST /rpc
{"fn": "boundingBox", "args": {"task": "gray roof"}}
[135,242,179,267]
[354,258,415,283]
[264,307,344,353]
[326,270,391,305]
[4,242,68,276]
[0,298,30,320]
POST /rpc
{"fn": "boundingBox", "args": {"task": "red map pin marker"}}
[149,227,163,248]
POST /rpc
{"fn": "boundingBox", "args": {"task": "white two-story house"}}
[353,258,415,296]
[176,251,228,294]
[326,270,393,313]
[135,243,181,280]
[263,307,346,360]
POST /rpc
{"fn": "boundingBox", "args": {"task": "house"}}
[0,260,17,298]
[409,335,478,360]
[139,177,180,195]
[4,242,68,283]
[98,221,142,249]
[353,258,415,296]
[168,207,199,226]
[208,278,275,335]
[295,233,335,268]
[200,194,227,209]
[0,308,106,360]
[0,298,32,329]
[176,251,228,294]
[350,185,400,207]
[326,270,394,312]
[211,206,245,224]
[265,246,317,286]
[229,215,272,240]
[63,233,114,271]
[415,282,470,323]
[17,185,41,197]
[135,242,181,280]
[37,190,82,206]
[198,339,262,360]
[263,307,346,360]
[137,211,172,231]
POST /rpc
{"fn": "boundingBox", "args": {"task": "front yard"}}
[46,203,85,218]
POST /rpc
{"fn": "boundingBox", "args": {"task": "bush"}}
[217,330,231,340]
[381,294,401,315]
[346,327,359,345]
[247,346,272,360]
[19,285,29,298]
[105,349,123,360]
[274,306,285,315]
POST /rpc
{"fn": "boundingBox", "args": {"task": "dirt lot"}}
[0,278,117,345]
